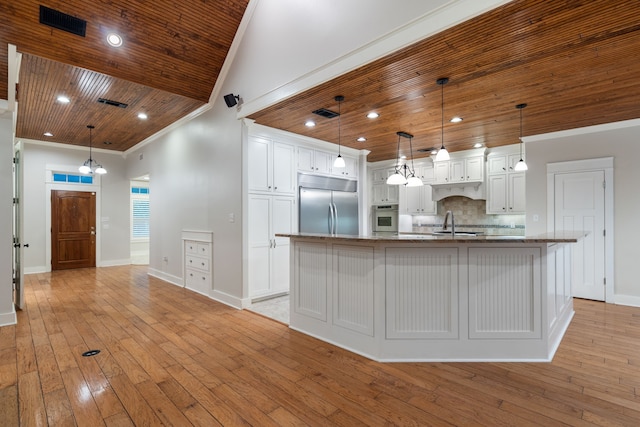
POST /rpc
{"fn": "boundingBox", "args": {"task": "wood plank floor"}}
[2,266,640,426]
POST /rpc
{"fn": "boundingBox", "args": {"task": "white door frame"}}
[546,157,614,303]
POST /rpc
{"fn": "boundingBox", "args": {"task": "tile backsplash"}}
[401,196,525,236]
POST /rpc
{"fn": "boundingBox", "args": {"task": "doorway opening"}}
[130,176,150,265]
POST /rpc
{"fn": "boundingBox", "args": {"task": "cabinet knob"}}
[189,260,193,263]
[274,187,278,190]
[190,273,194,277]
[268,186,272,189]
[201,262,205,266]
[502,207,506,210]
[202,277,206,280]
[315,167,318,170]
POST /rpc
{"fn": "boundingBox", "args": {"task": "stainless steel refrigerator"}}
[298,174,359,235]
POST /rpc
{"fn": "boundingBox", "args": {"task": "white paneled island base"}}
[280,233,582,362]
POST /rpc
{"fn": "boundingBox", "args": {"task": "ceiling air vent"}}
[312,108,339,119]
[39,5,87,37]
[416,148,435,153]
[97,98,128,108]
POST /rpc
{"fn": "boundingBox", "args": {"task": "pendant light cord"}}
[441,82,444,149]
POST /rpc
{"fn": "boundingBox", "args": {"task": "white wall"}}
[0,115,15,325]
[525,123,640,300]
[126,101,244,304]
[21,143,129,271]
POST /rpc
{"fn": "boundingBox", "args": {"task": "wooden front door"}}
[51,190,96,270]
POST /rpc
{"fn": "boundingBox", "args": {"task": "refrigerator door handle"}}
[332,202,338,234]
[329,203,335,234]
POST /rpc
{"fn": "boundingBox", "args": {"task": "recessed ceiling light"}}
[57,95,70,103]
[400,155,407,160]
[107,33,123,47]
[357,137,366,142]
[305,120,316,127]
[450,116,463,123]
[103,141,113,145]
[367,112,379,119]
[473,142,483,148]
[43,132,53,137]
[138,113,148,120]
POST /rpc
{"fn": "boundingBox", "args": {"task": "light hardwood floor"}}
[2,265,640,426]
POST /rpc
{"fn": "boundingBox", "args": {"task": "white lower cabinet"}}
[248,194,296,298]
[400,184,436,215]
[372,183,399,204]
[183,231,213,296]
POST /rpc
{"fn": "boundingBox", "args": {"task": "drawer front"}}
[186,255,210,272]
[197,242,211,257]
[185,268,211,295]
[185,241,198,254]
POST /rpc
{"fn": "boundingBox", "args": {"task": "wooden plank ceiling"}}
[0,0,249,151]
[248,0,640,163]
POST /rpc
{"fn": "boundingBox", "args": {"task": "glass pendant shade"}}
[435,147,450,161]
[333,154,346,168]
[95,165,107,174]
[514,159,528,171]
[386,172,407,185]
[405,174,423,187]
[79,163,91,174]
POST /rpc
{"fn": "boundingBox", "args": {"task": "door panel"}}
[332,191,359,235]
[299,188,332,234]
[51,190,96,270]
[554,171,605,300]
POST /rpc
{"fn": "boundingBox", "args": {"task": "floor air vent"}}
[312,108,339,119]
[39,5,87,37]
[97,98,128,108]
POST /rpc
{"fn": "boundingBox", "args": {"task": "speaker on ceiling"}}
[224,94,240,108]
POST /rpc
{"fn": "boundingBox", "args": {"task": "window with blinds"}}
[131,187,150,240]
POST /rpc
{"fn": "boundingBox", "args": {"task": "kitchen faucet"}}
[443,210,455,235]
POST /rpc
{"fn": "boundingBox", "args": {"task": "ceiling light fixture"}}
[387,131,423,187]
[138,112,148,120]
[305,120,316,127]
[367,112,379,119]
[79,125,107,175]
[514,103,528,171]
[43,132,53,137]
[333,95,346,168]
[106,33,123,47]
[357,137,366,142]
[435,78,450,161]
[57,95,70,104]
[450,116,463,123]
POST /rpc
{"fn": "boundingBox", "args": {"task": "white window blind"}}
[132,198,150,239]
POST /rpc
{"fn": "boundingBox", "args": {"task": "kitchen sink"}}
[430,231,484,236]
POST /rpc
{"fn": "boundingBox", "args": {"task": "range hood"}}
[431,181,486,201]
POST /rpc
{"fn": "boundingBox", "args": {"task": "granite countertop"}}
[276,231,586,243]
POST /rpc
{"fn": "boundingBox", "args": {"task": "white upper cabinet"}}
[486,145,526,214]
[400,184,436,215]
[248,137,296,195]
[298,146,357,178]
[434,162,450,183]
[436,156,484,184]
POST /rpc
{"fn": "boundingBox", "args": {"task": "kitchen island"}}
[276,232,583,362]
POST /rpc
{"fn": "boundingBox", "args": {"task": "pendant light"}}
[435,77,450,161]
[514,103,528,171]
[404,132,423,187]
[79,125,107,175]
[386,132,408,185]
[333,95,346,168]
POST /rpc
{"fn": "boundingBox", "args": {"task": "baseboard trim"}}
[613,294,640,308]
[0,310,17,326]
[147,268,183,288]
[99,259,131,267]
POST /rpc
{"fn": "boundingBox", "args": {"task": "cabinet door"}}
[342,156,358,178]
[449,160,465,182]
[297,146,315,172]
[248,195,271,295]
[488,155,507,174]
[372,183,387,204]
[465,157,483,181]
[314,151,333,175]
[404,185,422,214]
[271,197,295,294]
[487,174,507,213]
[508,173,526,213]
[248,137,271,192]
[434,162,449,183]
[272,142,295,194]
[420,185,436,214]
[387,184,399,203]
[419,165,435,183]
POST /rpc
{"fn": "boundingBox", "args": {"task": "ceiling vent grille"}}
[312,108,339,119]
[39,5,87,37]
[97,98,128,108]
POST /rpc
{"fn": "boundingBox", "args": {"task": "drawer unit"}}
[182,231,213,297]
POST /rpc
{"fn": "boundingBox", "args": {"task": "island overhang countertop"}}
[276,231,584,243]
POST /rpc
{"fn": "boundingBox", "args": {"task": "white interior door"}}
[554,170,605,300]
